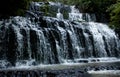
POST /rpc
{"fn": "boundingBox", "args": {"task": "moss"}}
[39,3,58,17]
[40,4,49,16]
[62,10,69,19]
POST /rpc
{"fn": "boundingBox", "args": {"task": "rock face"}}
[115,29,120,39]
[0,61,120,77]
[0,2,120,68]
[0,69,88,77]
[0,16,120,67]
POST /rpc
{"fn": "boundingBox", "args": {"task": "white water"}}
[0,57,119,71]
[56,8,63,20]
[0,2,120,71]
[68,6,96,22]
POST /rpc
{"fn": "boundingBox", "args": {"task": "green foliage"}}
[39,3,57,17]
[0,0,119,29]
[62,10,69,19]
[38,0,117,23]
[108,0,120,28]
[73,0,117,22]
[34,0,120,29]
[40,4,49,16]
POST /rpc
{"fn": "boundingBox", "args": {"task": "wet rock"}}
[0,68,87,77]
[77,59,88,63]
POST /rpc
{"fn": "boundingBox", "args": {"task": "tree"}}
[108,0,120,28]
[72,0,117,22]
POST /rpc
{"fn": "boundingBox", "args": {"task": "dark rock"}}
[115,29,120,39]
[90,59,96,62]
[77,60,88,63]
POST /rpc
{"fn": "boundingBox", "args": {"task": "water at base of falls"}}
[0,59,120,77]
[0,2,120,72]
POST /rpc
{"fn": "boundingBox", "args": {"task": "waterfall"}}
[0,2,120,69]
[56,8,63,20]
[69,6,96,22]
[69,6,83,21]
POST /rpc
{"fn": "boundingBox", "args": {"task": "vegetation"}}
[108,0,120,28]
[59,0,120,28]
[73,0,117,23]
[0,0,120,28]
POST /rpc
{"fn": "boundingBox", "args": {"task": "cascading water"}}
[56,8,63,20]
[69,6,96,22]
[0,1,120,77]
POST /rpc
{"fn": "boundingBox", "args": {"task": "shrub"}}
[108,0,120,28]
